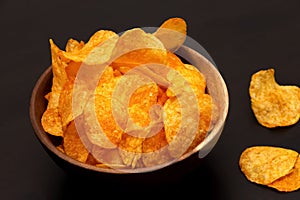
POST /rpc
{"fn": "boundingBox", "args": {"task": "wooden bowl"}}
[29,45,229,181]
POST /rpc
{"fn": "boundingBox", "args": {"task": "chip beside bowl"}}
[29,44,229,180]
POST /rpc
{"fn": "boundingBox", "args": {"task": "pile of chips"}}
[239,146,300,192]
[41,17,215,170]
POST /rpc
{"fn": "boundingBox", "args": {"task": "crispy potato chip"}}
[65,61,82,81]
[65,38,84,53]
[166,63,206,98]
[268,155,300,192]
[239,146,299,185]
[128,82,159,127]
[92,145,124,167]
[186,94,212,153]
[153,17,187,52]
[84,73,124,148]
[63,119,89,163]
[157,86,168,106]
[41,39,69,136]
[142,129,172,167]
[118,133,144,168]
[163,93,212,157]
[41,108,63,137]
[58,79,91,131]
[111,28,167,73]
[115,79,162,168]
[61,30,118,64]
[249,68,300,128]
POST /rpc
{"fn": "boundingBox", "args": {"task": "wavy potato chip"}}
[41,39,69,136]
[86,73,124,148]
[58,79,91,131]
[141,129,171,167]
[41,108,63,137]
[268,155,300,192]
[163,93,212,158]
[92,145,124,167]
[111,28,167,73]
[153,17,187,52]
[166,63,206,98]
[249,68,300,128]
[61,30,118,64]
[239,146,299,185]
[63,119,89,163]
[118,133,144,168]
[65,38,84,53]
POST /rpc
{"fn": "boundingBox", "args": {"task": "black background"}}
[1,0,300,199]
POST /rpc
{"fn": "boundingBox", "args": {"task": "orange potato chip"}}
[92,145,124,168]
[85,74,124,148]
[61,30,118,64]
[63,119,89,163]
[65,61,82,81]
[118,133,144,168]
[58,79,91,131]
[268,155,300,192]
[142,129,172,167]
[111,28,167,73]
[166,63,206,98]
[239,146,299,185]
[249,68,300,128]
[65,38,84,53]
[41,108,63,137]
[163,93,212,157]
[41,39,69,136]
[153,17,187,52]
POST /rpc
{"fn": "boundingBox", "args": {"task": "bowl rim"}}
[29,45,229,174]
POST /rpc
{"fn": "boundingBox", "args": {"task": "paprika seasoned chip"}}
[249,68,300,128]
[239,146,299,185]
[111,28,167,73]
[63,118,89,163]
[154,17,187,52]
[268,155,300,192]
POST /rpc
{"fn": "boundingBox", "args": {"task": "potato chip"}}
[163,93,212,157]
[65,38,84,53]
[111,28,167,73]
[61,30,118,64]
[92,145,124,167]
[142,129,172,167]
[41,108,63,137]
[115,78,162,168]
[65,61,82,81]
[239,146,299,185]
[249,68,300,128]
[118,133,144,168]
[41,39,69,136]
[58,79,91,131]
[84,71,123,148]
[153,17,187,52]
[63,119,89,163]
[128,82,159,127]
[268,155,300,192]
[166,63,206,98]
